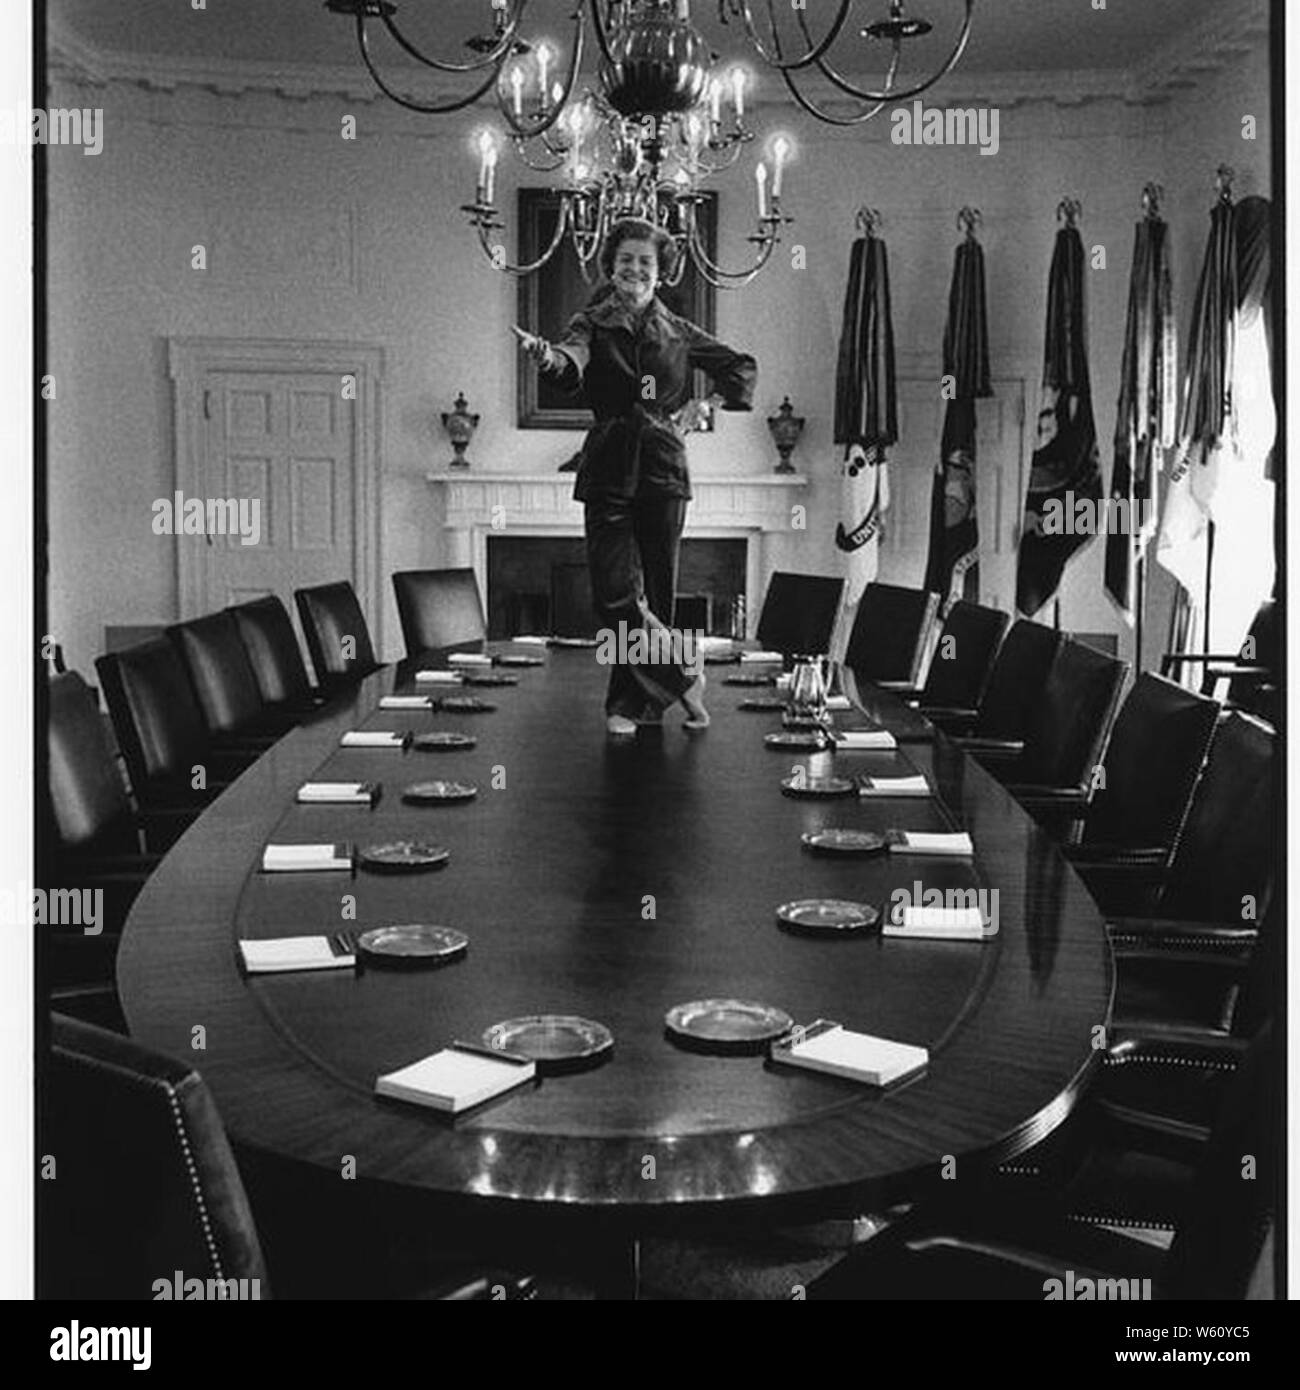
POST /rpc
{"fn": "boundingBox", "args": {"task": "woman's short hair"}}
[599,218,678,282]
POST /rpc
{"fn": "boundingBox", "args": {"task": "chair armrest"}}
[951,736,1025,758]
[1063,843,1168,868]
[1105,1028,1251,1070]
[1006,786,1090,805]
[1160,650,1248,676]
[1107,918,1258,953]
[875,680,922,695]
[920,706,979,735]
[1071,864,1167,921]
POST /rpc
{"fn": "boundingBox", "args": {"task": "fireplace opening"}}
[486,536,748,639]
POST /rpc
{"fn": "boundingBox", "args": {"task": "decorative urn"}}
[767,396,805,474]
[441,391,480,469]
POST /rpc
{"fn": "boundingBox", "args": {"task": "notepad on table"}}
[771,1020,928,1087]
[883,906,992,940]
[296,781,377,805]
[834,729,897,751]
[340,730,406,748]
[887,830,975,856]
[415,669,464,684]
[858,773,930,798]
[261,843,352,873]
[374,1047,536,1114]
[379,695,433,710]
[740,650,785,664]
[238,934,356,973]
[447,653,492,667]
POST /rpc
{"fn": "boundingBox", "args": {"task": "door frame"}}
[168,335,385,631]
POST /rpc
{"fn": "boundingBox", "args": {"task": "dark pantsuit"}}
[585,496,693,720]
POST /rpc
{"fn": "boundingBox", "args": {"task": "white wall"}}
[45,38,1272,670]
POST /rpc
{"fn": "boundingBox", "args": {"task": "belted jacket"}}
[545,294,757,502]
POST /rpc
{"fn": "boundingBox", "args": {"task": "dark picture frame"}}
[515,188,718,430]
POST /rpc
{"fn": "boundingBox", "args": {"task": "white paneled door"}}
[203,372,357,612]
[877,376,1027,613]
[169,337,383,639]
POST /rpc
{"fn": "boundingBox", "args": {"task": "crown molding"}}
[47,5,1270,112]
[1132,0,1270,101]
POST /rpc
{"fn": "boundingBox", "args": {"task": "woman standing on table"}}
[514,218,757,737]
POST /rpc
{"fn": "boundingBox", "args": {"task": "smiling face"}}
[611,237,660,309]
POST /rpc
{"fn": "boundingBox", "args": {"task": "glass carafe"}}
[789,654,828,718]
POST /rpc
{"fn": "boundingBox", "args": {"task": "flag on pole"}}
[1156,195,1274,649]
[924,230,991,611]
[1015,223,1104,617]
[833,225,897,626]
[1103,215,1177,624]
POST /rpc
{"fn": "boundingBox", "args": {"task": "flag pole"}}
[1134,554,1145,671]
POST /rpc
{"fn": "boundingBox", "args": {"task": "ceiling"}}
[51,0,1229,76]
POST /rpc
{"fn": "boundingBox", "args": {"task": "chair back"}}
[167,612,266,736]
[920,601,1010,708]
[48,671,137,853]
[844,583,941,684]
[40,1013,269,1300]
[974,620,1063,739]
[1162,711,1276,923]
[1228,599,1278,720]
[1083,672,1220,853]
[1019,640,1128,789]
[392,568,487,658]
[1160,1020,1276,1300]
[294,581,378,684]
[231,596,313,705]
[95,639,210,790]
[755,572,845,658]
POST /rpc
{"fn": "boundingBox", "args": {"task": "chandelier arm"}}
[806,3,976,104]
[781,67,887,126]
[687,215,777,282]
[691,240,775,290]
[475,199,573,276]
[730,0,855,72]
[510,136,570,173]
[587,0,616,65]
[498,8,586,143]
[377,1,530,75]
[356,16,503,113]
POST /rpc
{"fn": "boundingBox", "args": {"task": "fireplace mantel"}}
[426,471,809,636]
[426,471,807,530]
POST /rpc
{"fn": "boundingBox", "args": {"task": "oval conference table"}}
[118,643,1114,1288]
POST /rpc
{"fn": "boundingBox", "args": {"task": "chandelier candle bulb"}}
[755,162,768,219]
[731,67,745,121]
[510,65,524,118]
[537,44,551,100]
[772,138,790,198]
[709,78,722,126]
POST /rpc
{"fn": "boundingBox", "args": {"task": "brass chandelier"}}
[328,1,976,287]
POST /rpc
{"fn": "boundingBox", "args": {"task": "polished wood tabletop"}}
[118,647,1113,1229]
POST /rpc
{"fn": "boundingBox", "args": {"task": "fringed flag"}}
[1156,196,1275,650]
[1103,215,1177,624]
[1015,224,1104,617]
[924,230,991,612]
[833,227,896,626]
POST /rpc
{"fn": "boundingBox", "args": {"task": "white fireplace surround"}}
[427,472,808,636]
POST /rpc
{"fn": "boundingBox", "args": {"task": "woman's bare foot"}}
[681,672,710,730]
[606,714,637,737]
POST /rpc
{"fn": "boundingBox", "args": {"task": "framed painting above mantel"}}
[515,188,718,430]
